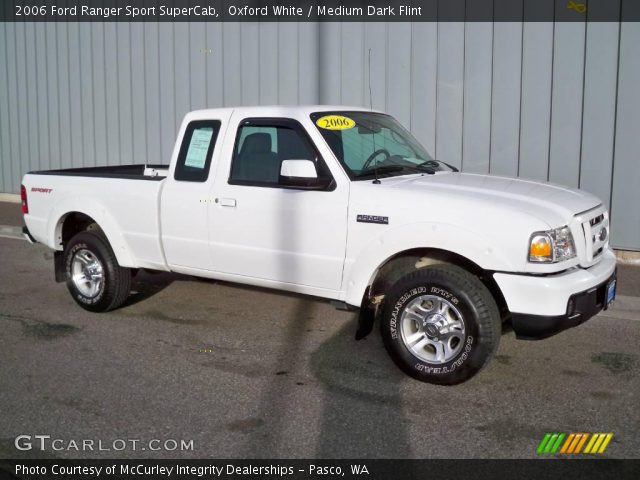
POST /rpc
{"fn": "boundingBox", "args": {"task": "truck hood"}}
[382,172,602,227]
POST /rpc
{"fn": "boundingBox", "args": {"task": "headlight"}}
[528,226,576,263]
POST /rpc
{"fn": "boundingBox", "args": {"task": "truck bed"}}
[28,164,168,180]
[23,165,169,270]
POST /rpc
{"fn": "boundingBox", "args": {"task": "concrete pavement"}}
[0,200,22,227]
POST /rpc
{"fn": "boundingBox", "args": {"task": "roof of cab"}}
[185,105,382,120]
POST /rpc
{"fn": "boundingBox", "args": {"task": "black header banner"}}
[2,0,640,22]
[1,459,640,480]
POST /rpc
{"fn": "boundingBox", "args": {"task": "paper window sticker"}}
[185,128,214,169]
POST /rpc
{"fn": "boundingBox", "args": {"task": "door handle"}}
[219,198,236,207]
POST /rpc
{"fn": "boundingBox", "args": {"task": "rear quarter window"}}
[174,120,221,182]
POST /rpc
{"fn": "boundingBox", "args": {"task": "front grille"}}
[579,208,609,265]
[589,214,604,227]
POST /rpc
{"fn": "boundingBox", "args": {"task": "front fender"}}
[342,222,516,306]
[47,197,136,268]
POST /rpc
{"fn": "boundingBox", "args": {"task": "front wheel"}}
[380,265,501,385]
[63,230,131,312]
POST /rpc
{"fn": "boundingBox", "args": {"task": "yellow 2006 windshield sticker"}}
[316,115,356,130]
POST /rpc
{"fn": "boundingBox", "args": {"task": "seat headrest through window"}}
[240,133,272,155]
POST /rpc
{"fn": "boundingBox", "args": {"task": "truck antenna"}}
[368,48,373,112]
[369,48,381,184]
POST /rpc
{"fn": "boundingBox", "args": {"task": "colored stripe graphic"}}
[537,433,565,454]
[584,434,599,453]
[565,433,586,454]
[550,433,565,453]
[560,433,576,454]
[544,433,559,453]
[538,433,613,455]
[597,433,614,453]
[537,433,552,454]
[584,433,614,454]
[574,433,589,453]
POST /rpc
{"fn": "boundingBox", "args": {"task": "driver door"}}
[208,116,349,292]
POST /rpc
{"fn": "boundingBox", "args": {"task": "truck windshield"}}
[310,111,454,180]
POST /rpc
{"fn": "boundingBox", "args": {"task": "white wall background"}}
[0,18,639,249]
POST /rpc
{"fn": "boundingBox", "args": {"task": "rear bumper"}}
[494,249,617,339]
[510,271,616,339]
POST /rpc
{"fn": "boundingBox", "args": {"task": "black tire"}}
[63,230,131,312]
[380,264,500,385]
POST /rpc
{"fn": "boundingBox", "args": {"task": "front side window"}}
[310,111,454,180]
[174,120,221,182]
[229,119,331,186]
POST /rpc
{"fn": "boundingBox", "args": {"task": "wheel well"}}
[367,248,509,319]
[59,212,102,247]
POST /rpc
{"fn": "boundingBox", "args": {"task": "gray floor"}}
[0,233,639,460]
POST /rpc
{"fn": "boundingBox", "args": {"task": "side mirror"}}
[279,160,332,190]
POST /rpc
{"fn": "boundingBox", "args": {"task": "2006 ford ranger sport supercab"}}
[21,105,617,385]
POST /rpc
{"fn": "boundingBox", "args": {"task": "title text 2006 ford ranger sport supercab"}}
[21,106,617,385]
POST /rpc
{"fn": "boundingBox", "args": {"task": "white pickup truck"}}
[21,106,617,385]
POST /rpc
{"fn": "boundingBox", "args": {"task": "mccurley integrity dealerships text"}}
[16,463,296,477]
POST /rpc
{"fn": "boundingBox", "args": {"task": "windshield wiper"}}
[355,165,403,178]
[399,164,436,175]
[419,160,459,172]
[355,164,435,179]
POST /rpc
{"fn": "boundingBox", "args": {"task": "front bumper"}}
[494,249,617,339]
[509,271,616,339]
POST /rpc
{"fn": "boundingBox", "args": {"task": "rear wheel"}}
[63,230,131,312]
[380,264,501,385]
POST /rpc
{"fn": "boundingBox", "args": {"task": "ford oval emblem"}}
[598,227,607,242]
